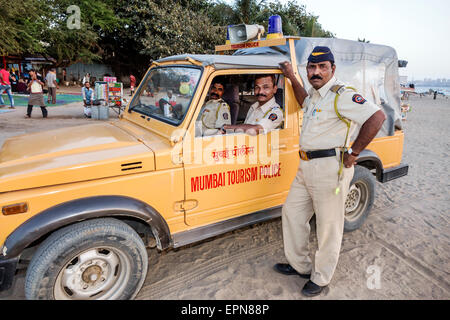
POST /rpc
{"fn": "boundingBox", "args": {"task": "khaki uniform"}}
[200,99,231,136]
[282,76,380,286]
[245,97,283,132]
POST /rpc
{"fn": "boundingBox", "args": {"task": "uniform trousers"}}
[282,153,354,286]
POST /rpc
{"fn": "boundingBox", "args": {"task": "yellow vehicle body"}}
[0,61,406,248]
[0,37,408,299]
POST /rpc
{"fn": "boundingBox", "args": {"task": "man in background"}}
[130,74,136,96]
[0,66,15,109]
[82,81,95,118]
[26,69,47,118]
[46,68,59,104]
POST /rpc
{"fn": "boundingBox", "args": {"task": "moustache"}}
[310,75,323,80]
[256,94,267,98]
[211,93,219,98]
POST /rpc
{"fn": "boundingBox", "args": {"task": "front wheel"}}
[344,165,376,232]
[25,218,148,300]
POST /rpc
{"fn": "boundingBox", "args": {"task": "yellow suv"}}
[0,36,408,299]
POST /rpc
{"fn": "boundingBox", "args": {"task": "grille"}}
[121,162,143,171]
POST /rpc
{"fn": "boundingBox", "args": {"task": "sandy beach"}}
[0,92,448,300]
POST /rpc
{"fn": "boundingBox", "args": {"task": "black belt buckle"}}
[299,150,309,161]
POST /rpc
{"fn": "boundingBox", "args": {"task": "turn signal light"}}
[2,203,28,215]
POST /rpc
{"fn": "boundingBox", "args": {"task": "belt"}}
[299,148,336,161]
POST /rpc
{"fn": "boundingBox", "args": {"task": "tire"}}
[344,165,376,232]
[25,218,148,300]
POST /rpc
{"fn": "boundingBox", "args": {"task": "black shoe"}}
[274,263,311,279]
[301,280,326,297]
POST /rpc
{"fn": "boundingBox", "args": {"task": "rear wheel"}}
[344,166,376,232]
[25,218,148,300]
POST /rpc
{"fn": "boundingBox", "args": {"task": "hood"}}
[0,122,155,192]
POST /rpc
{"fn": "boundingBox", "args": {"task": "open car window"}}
[129,66,202,126]
[195,73,285,137]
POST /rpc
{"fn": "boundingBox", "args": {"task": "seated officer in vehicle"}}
[199,78,231,136]
[223,74,283,135]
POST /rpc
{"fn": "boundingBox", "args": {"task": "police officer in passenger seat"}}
[200,78,231,136]
[223,74,283,135]
[276,47,386,297]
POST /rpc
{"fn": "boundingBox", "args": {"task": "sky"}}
[224,0,450,80]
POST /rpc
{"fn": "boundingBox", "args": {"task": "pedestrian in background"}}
[0,66,15,109]
[82,73,90,86]
[26,69,48,118]
[46,68,59,104]
[130,74,136,96]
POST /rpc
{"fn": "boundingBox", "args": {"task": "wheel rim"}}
[54,247,131,300]
[345,181,369,223]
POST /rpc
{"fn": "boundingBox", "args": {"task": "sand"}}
[0,92,449,300]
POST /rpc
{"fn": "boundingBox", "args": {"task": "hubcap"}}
[345,181,369,222]
[54,247,131,300]
[345,185,361,213]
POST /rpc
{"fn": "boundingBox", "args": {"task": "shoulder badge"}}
[352,94,366,105]
[268,113,278,121]
[223,113,229,120]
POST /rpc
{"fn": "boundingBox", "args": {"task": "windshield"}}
[129,66,202,125]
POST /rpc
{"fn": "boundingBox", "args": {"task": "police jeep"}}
[0,18,408,299]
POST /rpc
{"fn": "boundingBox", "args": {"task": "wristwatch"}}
[346,147,359,157]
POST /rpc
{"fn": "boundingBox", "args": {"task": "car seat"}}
[222,84,240,125]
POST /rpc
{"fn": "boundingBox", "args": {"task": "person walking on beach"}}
[0,66,15,109]
[26,69,48,118]
[276,47,386,297]
[46,68,59,104]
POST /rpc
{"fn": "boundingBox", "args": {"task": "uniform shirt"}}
[200,98,231,136]
[300,76,380,151]
[245,97,283,133]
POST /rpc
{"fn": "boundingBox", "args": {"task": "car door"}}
[182,71,300,227]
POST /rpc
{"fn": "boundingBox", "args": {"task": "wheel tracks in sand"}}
[367,201,450,294]
[137,195,448,299]
[137,239,282,299]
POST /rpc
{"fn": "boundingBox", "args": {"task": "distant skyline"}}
[223,0,450,80]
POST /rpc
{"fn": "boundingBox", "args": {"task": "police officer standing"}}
[276,47,386,297]
[200,78,231,136]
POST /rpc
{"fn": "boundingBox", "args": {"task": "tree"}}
[0,0,122,66]
[207,0,334,38]
[41,0,122,66]
[101,0,224,77]
[0,0,47,55]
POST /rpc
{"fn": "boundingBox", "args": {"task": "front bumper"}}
[0,255,19,292]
